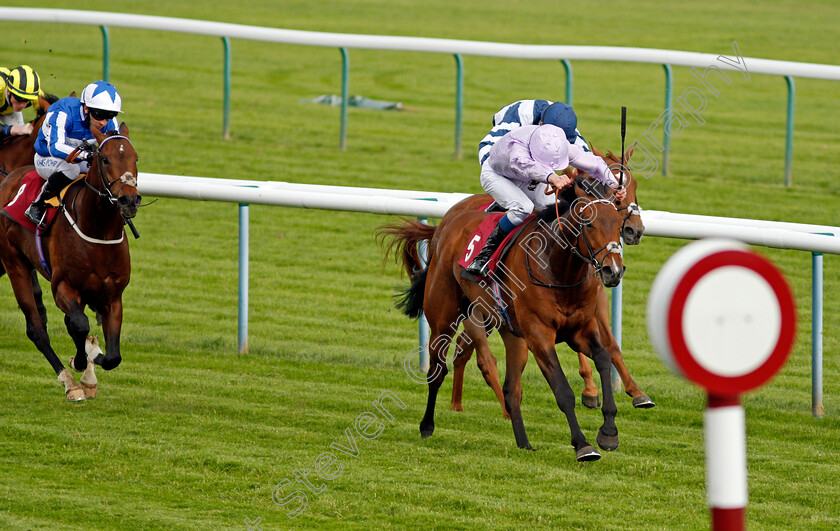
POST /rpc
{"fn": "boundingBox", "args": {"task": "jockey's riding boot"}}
[465,223,510,277]
[25,171,73,229]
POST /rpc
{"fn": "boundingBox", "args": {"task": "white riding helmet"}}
[80,80,122,113]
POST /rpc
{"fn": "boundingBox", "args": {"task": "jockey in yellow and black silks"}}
[0,65,43,141]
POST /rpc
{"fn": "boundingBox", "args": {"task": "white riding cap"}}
[80,80,122,113]
[529,124,569,170]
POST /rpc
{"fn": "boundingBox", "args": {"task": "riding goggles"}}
[9,93,32,107]
[88,107,118,121]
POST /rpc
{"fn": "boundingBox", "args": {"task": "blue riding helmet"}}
[540,102,578,143]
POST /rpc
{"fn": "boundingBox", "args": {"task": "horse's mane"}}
[535,197,571,224]
[573,173,610,199]
[32,93,60,121]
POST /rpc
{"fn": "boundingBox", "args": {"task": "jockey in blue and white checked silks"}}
[27,81,122,228]
[478,100,589,166]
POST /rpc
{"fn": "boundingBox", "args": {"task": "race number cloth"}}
[1,170,61,233]
[457,212,533,278]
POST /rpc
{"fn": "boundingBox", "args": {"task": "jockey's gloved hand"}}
[83,138,98,149]
[76,150,93,163]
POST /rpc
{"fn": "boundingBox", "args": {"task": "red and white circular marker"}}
[647,239,797,531]
[647,239,796,395]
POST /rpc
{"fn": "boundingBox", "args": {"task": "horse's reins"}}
[64,135,140,240]
[62,134,139,242]
[525,187,622,289]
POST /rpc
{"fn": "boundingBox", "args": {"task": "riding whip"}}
[619,106,626,187]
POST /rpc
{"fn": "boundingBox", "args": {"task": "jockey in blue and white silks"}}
[477,100,589,166]
[466,124,625,276]
[27,81,122,228]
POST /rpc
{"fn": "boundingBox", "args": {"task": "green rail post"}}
[339,48,349,150]
[560,59,573,106]
[100,25,110,82]
[453,54,463,159]
[662,64,673,176]
[222,37,231,140]
[784,76,795,187]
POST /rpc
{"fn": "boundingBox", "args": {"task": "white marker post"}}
[647,239,796,531]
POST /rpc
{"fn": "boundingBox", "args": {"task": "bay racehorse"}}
[382,184,627,461]
[0,93,60,176]
[0,124,140,401]
[429,146,653,417]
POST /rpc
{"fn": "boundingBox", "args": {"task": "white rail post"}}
[418,217,430,373]
[238,203,249,353]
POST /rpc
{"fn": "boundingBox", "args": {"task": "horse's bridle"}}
[578,171,642,237]
[525,197,622,289]
[568,198,623,271]
[616,201,642,235]
[82,134,138,211]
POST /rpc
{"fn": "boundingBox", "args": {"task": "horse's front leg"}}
[96,298,123,370]
[596,318,655,409]
[569,321,619,453]
[594,285,654,408]
[54,284,102,399]
[577,352,601,409]
[529,329,600,462]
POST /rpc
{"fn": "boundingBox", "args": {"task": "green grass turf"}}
[1,0,839,529]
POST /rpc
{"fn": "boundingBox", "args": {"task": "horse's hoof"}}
[65,388,86,402]
[450,403,464,412]
[632,394,656,409]
[518,443,536,451]
[581,392,601,409]
[596,428,620,451]
[82,382,98,400]
[576,445,601,462]
[502,411,511,420]
[419,423,435,439]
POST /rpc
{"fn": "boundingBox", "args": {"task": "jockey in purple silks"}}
[465,124,626,277]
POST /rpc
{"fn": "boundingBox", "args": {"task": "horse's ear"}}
[119,122,129,137]
[69,91,76,98]
[591,144,605,158]
[624,144,635,162]
[38,95,50,112]
[91,127,105,144]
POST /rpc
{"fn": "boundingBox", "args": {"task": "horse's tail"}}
[394,268,427,320]
[376,218,438,320]
[376,218,437,278]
